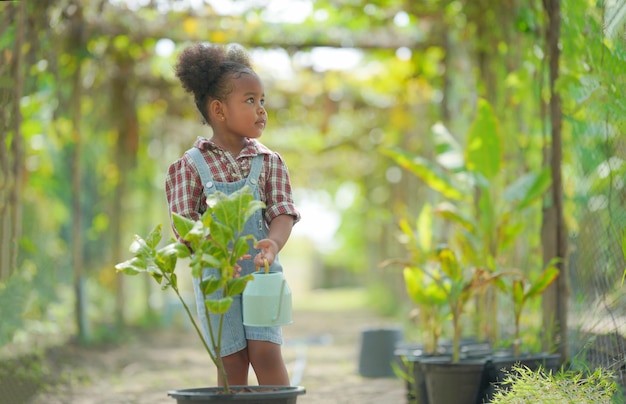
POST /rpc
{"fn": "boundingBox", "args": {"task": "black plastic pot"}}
[168,385,306,404]
[421,357,488,404]
[358,327,403,378]
[480,352,561,402]
[394,344,432,404]
[395,340,493,404]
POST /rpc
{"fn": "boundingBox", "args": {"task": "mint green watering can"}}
[242,260,293,327]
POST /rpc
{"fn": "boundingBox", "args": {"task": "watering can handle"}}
[273,279,286,322]
[255,258,270,274]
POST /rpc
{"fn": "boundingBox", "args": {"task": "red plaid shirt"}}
[165,137,300,229]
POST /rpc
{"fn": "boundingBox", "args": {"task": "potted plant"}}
[480,262,561,402]
[115,187,305,403]
[497,262,560,358]
[406,245,503,404]
[383,204,449,404]
[382,99,555,403]
[386,204,449,356]
[382,98,553,345]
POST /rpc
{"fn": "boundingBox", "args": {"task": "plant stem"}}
[167,275,231,393]
[514,314,521,357]
[452,312,461,362]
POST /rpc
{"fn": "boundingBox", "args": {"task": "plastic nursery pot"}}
[420,357,488,404]
[168,385,306,404]
[358,327,403,378]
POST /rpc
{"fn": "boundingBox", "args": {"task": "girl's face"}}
[221,73,267,140]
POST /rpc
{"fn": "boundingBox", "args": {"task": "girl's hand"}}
[254,238,279,268]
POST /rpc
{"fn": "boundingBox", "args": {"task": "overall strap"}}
[186,147,214,197]
[246,154,265,188]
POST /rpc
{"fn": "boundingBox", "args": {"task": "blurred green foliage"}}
[0,1,624,363]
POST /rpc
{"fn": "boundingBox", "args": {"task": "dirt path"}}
[30,292,406,404]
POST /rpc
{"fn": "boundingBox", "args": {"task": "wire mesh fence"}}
[567,125,626,389]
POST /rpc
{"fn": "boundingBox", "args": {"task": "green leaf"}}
[433,202,476,233]
[174,242,192,258]
[493,276,509,293]
[190,261,204,279]
[199,252,222,269]
[156,244,179,274]
[209,221,234,251]
[172,213,195,238]
[398,218,416,242]
[145,224,163,249]
[206,297,233,314]
[150,271,163,285]
[232,237,251,262]
[404,267,447,307]
[382,147,465,200]
[202,275,223,295]
[114,257,146,275]
[416,203,433,253]
[525,266,559,298]
[516,168,552,211]
[129,235,151,257]
[465,98,502,180]
[210,189,255,233]
[404,267,426,303]
[438,247,462,281]
[226,274,253,296]
[200,210,214,228]
[185,221,209,247]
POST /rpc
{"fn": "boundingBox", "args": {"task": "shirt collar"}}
[193,137,272,157]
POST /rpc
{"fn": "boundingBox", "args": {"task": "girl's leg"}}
[247,340,290,385]
[219,348,250,386]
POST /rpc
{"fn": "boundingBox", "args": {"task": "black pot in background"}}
[421,357,488,404]
[395,340,493,404]
[480,352,562,403]
[168,385,306,404]
[358,327,403,378]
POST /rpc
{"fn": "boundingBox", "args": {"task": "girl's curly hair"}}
[175,43,255,124]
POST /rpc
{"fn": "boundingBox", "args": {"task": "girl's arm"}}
[254,214,295,267]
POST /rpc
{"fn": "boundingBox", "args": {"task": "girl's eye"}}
[260,99,265,106]
[246,98,255,104]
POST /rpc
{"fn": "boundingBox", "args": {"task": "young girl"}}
[165,43,300,387]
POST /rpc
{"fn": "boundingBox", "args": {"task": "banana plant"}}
[385,206,506,363]
[433,245,509,362]
[494,261,560,357]
[382,98,552,343]
[115,187,263,394]
[402,265,448,355]
[398,245,507,363]
[382,203,449,354]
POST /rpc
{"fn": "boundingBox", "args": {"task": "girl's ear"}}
[209,99,225,121]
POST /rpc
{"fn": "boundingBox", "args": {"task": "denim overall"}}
[186,147,283,357]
